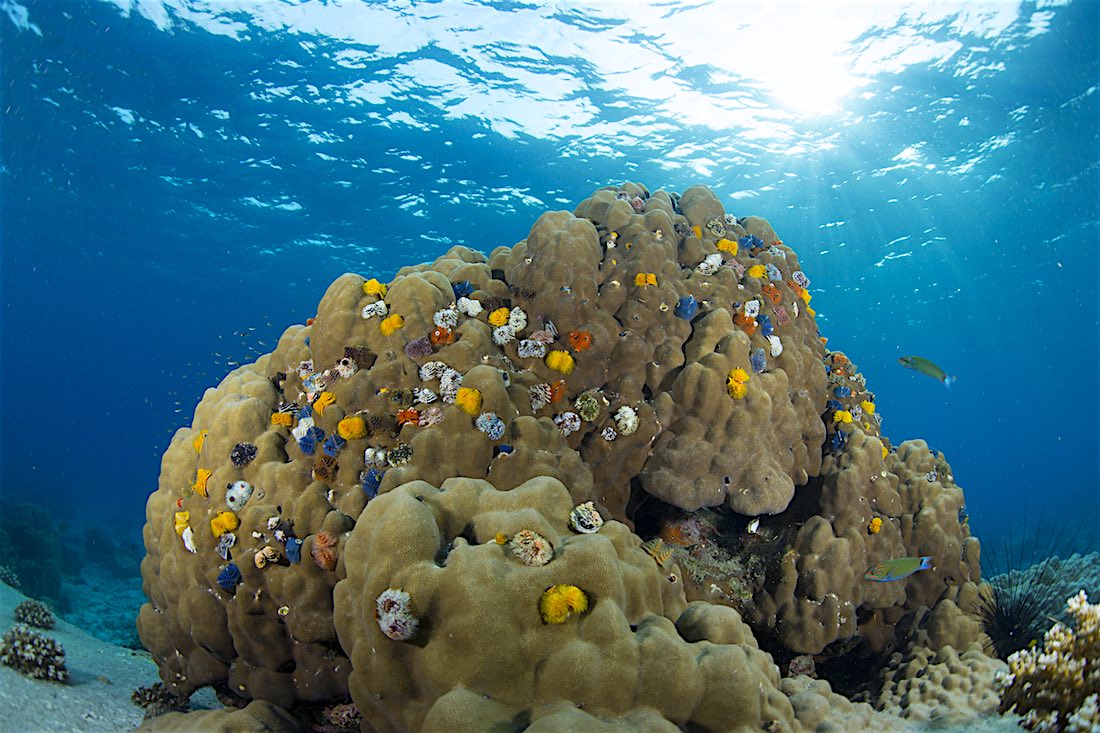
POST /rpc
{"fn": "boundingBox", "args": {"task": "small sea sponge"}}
[868,517,883,535]
[545,350,575,375]
[376,589,418,641]
[210,511,240,538]
[311,531,338,571]
[404,336,434,359]
[614,405,639,436]
[518,339,547,359]
[716,237,738,255]
[362,278,387,298]
[313,391,336,416]
[539,584,589,624]
[568,331,592,352]
[429,327,455,348]
[337,415,368,440]
[634,272,658,286]
[833,410,853,424]
[509,530,554,566]
[573,393,601,422]
[455,387,483,416]
[0,624,68,682]
[488,307,510,327]
[229,442,257,468]
[192,430,208,454]
[380,314,405,336]
[173,511,190,537]
[530,383,552,411]
[733,313,757,336]
[475,412,506,441]
[13,599,54,629]
[192,468,213,497]
[216,563,242,592]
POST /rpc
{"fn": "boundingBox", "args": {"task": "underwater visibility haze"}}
[0,1,1098,731]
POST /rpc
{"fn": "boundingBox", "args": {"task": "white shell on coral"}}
[768,334,783,357]
[291,417,315,442]
[433,306,459,330]
[414,388,438,404]
[419,361,448,382]
[457,296,483,317]
[181,526,197,553]
[508,307,527,333]
[361,301,388,320]
[569,501,604,534]
[554,411,581,436]
[491,326,516,346]
[696,253,723,275]
[225,480,254,510]
[614,406,639,436]
[517,339,547,359]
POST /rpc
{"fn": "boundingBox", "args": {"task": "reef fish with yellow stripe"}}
[864,556,933,582]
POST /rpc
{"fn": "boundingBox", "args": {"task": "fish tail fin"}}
[920,556,935,571]
[943,375,956,389]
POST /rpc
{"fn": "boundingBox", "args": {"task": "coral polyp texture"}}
[139,183,985,730]
[997,590,1100,732]
[0,623,69,682]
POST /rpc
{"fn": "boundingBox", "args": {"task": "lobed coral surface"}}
[139,183,990,731]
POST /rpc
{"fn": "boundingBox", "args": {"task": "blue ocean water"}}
[1,0,1097,620]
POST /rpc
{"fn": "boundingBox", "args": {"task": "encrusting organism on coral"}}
[509,530,553,566]
[131,682,190,720]
[539,584,589,624]
[376,589,418,641]
[311,530,339,571]
[0,624,68,682]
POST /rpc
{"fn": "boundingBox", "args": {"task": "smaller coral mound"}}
[0,623,69,682]
[0,566,19,589]
[12,599,54,629]
[132,682,191,719]
[998,590,1100,732]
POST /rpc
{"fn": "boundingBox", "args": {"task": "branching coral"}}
[0,624,68,682]
[13,599,55,629]
[998,590,1100,732]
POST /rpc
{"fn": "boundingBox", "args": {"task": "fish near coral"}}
[898,355,956,389]
[864,556,933,582]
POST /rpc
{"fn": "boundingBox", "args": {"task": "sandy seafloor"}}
[0,580,1025,732]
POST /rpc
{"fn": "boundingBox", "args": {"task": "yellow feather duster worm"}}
[539,584,588,624]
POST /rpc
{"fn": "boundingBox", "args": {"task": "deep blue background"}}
[2,0,1097,557]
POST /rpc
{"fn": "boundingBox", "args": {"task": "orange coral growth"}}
[831,353,849,367]
[311,531,338,571]
[429,327,454,347]
[396,408,420,426]
[762,283,783,305]
[548,380,568,403]
[568,330,592,352]
[733,313,758,336]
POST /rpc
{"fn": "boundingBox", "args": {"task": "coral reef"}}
[0,565,19,589]
[0,623,69,682]
[0,501,64,602]
[131,682,191,719]
[13,598,54,629]
[998,590,1100,732]
[139,183,990,730]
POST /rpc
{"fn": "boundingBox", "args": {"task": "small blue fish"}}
[864,556,933,582]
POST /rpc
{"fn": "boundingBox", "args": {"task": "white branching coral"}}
[998,590,1100,732]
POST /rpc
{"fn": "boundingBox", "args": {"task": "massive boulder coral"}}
[139,183,990,730]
